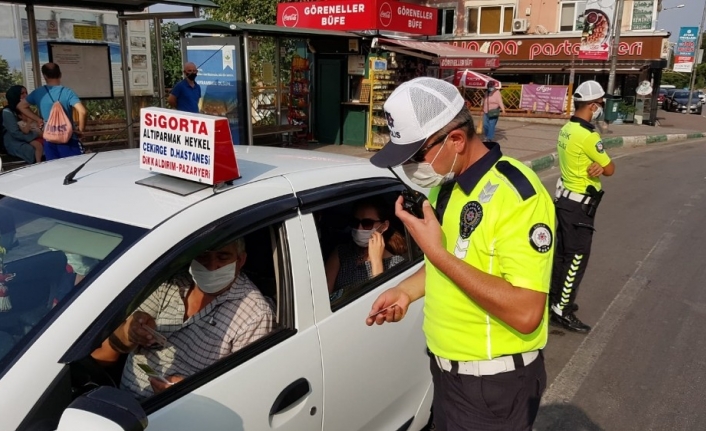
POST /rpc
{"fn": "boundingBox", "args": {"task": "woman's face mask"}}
[189,260,237,294]
[402,135,457,188]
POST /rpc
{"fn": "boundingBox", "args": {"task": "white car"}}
[0,148,431,431]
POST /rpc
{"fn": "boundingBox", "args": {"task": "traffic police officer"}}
[366,77,555,431]
[549,80,615,334]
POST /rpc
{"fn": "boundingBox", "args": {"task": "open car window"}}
[0,196,145,375]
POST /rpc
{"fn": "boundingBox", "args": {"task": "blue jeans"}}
[483,113,499,141]
[43,137,84,161]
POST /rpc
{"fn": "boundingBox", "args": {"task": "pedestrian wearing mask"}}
[549,80,615,334]
[481,81,505,141]
[366,77,554,431]
[168,62,202,113]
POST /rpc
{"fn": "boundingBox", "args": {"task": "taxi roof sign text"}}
[139,107,240,185]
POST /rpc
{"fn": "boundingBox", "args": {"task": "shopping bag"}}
[43,87,73,144]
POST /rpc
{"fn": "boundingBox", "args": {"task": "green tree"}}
[10,69,23,86]
[206,0,277,25]
[151,21,183,89]
[0,56,15,93]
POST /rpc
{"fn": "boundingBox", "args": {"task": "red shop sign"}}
[277,0,438,36]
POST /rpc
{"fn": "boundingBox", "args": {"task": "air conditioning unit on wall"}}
[512,18,529,33]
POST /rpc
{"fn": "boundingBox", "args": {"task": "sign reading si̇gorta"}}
[139,107,240,185]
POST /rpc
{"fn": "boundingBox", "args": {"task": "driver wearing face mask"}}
[549,80,615,334]
[92,237,274,400]
[167,61,202,114]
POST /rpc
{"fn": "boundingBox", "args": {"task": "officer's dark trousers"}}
[429,351,546,431]
[549,196,596,313]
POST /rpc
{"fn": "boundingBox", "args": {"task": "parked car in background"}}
[664,90,703,114]
[661,88,677,109]
[657,88,668,107]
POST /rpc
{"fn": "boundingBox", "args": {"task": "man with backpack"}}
[17,62,87,160]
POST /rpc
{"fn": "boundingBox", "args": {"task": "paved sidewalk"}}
[309,111,706,173]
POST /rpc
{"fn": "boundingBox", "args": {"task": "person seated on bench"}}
[2,85,43,164]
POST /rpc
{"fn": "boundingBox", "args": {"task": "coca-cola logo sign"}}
[379,2,392,27]
[281,6,299,27]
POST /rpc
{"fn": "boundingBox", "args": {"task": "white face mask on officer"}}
[591,103,603,121]
[189,260,237,294]
[403,135,457,188]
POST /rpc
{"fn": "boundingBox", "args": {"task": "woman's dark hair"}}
[5,85,26,117]
[354,196,408,256]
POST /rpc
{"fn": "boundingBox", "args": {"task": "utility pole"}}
[685,1,706,114]
[606,0,625,95]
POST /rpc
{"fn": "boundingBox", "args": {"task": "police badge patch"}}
[596,141,605,153]
[529,223,552,253]
[460,201,483,239]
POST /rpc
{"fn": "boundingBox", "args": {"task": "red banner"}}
[277,0,438,36]
[376,1,437,36]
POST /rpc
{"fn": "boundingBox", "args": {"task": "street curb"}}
[523,132,706,173]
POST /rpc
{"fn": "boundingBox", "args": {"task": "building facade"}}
[423,0,668,97]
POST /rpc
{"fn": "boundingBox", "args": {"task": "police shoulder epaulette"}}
[495,161,536,201]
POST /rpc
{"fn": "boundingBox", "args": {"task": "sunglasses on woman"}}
[349,218,381,230]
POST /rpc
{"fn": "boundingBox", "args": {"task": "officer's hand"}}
[365,287,412,326]
[587,162,604,178]
[126,311,157,347]
[395,197,443,260]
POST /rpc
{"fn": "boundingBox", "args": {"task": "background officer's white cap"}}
[573,80,605,102]
[370,77,465,168]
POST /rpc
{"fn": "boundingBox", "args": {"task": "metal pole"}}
[243,32,254,146]
[275,37,281,125]
[607,0,625,95]
[118,12,136,148]
[25,5,41,90]
[686,2,706,114]
[154,18,166,108]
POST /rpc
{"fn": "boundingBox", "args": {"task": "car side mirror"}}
[55,386,148,431]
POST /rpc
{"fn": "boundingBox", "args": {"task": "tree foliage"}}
[0,56,15,93]
[152,21,183,89]
[206,0,277,25]
[662,63,706,89]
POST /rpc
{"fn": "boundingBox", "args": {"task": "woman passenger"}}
[2,85,43,164]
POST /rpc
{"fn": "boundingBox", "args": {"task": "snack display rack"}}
[288,55,310,144]
[366,58,397,151]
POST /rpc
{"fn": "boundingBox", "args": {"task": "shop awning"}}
[376,38,500,70]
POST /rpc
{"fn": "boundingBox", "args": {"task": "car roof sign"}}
[139,107,241,186]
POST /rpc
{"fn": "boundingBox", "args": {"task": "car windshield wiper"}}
[64,153,98,185]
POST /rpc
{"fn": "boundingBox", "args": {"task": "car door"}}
[296,177,432,431]
[145,216,323,431]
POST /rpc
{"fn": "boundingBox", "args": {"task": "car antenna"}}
[64,153,98,185]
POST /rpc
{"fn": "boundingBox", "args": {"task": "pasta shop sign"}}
[276,0,437,36]
[450,37,660,61]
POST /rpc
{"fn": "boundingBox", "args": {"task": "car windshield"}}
[0,196,145,371]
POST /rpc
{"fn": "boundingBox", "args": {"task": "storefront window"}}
[560,1,586,32]
[437,8,456,35]
[466,5,515,35]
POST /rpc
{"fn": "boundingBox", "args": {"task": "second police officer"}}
[549,80,616,333]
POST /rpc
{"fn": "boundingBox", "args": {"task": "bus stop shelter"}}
[0,0,217,148]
